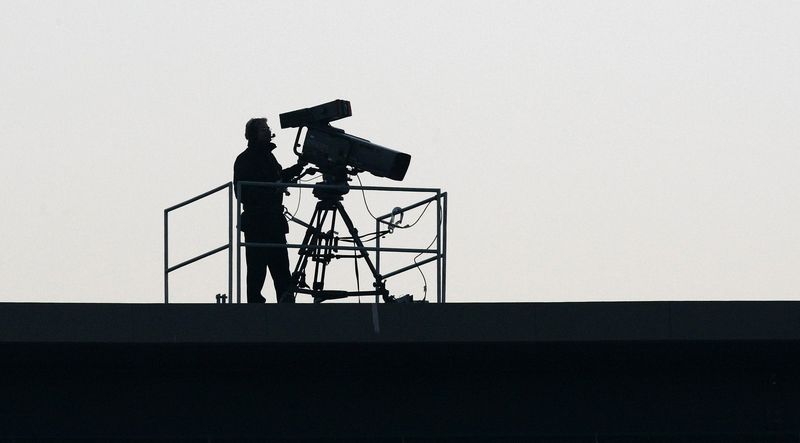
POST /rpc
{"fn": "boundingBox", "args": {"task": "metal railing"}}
[236,181,447,304]
[164,181,446,303]
[376,191,448,303]
[163,182,233,304]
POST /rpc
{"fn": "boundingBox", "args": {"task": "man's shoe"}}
[278,291,295,303]
[247,294,266,304]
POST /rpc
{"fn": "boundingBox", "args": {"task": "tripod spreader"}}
[287,186,388,303]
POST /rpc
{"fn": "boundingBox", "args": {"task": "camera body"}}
[279,100,411,181]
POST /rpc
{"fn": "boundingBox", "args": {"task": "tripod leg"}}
[334,201,386,297]
[311,208,338,291]
[289,201,338,300]
[290,203,326,291]
[289,194,390,303]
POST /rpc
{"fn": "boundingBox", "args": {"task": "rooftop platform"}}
[3,300,800,343]
[1,301,799,442]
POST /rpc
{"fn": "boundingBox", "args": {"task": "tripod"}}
[287,177,388,303]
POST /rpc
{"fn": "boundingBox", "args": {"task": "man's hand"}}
[284,162,305,177]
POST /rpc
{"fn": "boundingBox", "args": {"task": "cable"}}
[287,172,322,219]
[399,201,432,229]
[355,175,433,231]
[356,175,381,221]
[412,234,438,302]
[288,185,303,219]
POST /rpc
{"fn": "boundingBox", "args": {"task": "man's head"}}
[245,118,273,143]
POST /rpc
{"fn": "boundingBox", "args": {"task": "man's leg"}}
[266,233,293,303]
[244,231,268,303]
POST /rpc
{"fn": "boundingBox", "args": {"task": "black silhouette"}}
[274,100,413,303]
[234,118,304,303]
[287,175,390,303]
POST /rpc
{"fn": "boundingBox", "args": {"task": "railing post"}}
[228,182,233,303]
[164,209,169,304]
[236,181,242,304]
[442,192,448,303]
[164,182,233,304]
[436,191,442,304]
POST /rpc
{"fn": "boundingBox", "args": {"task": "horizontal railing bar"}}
[165,182,231,213]
[376,193,441,222]
[167,244,229,273]
[241,242,437,254]
[382,255,441,279]
[294,289,380,296]
[237,180,441,194]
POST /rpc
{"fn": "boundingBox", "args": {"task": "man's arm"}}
[280,161,307,183]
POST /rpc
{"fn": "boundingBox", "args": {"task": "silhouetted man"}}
[234,118,304,303]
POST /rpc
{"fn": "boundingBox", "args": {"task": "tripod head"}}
[310,167,359,201]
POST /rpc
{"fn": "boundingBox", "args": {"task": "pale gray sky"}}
[1,1,798,303]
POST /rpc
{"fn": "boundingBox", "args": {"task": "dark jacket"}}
[233,143,300,234]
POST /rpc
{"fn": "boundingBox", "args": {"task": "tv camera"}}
[279,99,411,182]
[278,100,415,303]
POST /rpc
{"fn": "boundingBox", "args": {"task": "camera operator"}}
[234,118,305,303]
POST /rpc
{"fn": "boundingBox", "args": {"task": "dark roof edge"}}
[1,301,799,343]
